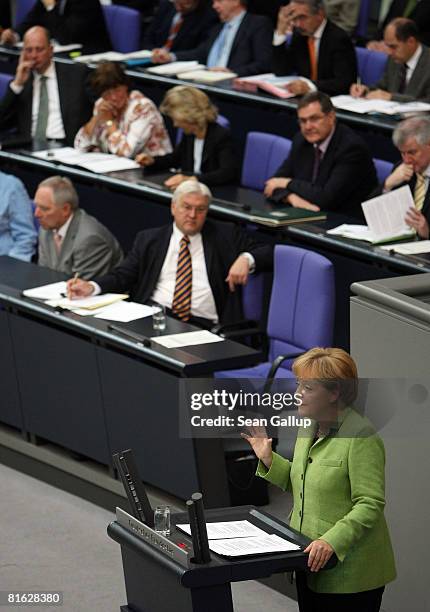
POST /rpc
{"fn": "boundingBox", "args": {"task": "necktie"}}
[35,75,49,141]
[164,14,184,50]
[172,235,192,321]
[398,63,408,94]
[311,146,321,184]
[207,23,230,68]
[307,36,317,81]
[403,0,417,18]
[414,173,426,211]
[53,231,63,254]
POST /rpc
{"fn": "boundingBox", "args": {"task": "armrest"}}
[263,351,305,393]
[211,319,261,337]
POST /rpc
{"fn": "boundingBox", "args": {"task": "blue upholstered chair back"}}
[354,0,371,39]
[241,132,292,191]
[102,5,141,53]
[14,0,37,27]
[267,245,335,367]
[355,47,388,85]
[373,158,394,184]
[0,73,13,99]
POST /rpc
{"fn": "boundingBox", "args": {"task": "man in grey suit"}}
[34,176,123,279]
[351,18,430,103]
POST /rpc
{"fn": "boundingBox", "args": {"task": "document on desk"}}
[379,239,430,254]
[361,185,416,243]
[146,61,205,76]
[177,520,267,540]
[32,148,140,173]
[151,330,224,348]
[46,293,128,311]
[22,281,67,300]
[209,534,300,557]
[177,69,237,83]
[93,301,155,322]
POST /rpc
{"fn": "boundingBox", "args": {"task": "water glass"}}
[152,303,166,331]
[154,505,170,536]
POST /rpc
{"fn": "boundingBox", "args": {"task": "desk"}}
[0,50,400,161]
[1,148,429,348]
[0,256,262,506]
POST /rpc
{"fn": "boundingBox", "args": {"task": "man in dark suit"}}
[158,0,273,77]
[67,180,272,327]
[144,0,218,62]
[351,18,430,103]
[0,0,111,54]
[0,26,92,146]
[272,0,357,96]
[380,116,430,239]
[264,91,377,219]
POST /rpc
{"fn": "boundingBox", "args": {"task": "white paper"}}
[177,520,267,540]
[326,224,376,242]
[361,185,416,242]
[22,281,67,300]
[146,61,204,75]
[331,95,430,116]
[46,293,128,310]
[15,42,82,53]
[151,330,224,348]
[31,149,140,173]
[94,301,155,322]
[208,534,300,557]
[379,240,430,254]
[177,69,237,82]
[74,51,127,63]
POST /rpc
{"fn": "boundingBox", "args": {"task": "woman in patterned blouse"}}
[74,62,172,158]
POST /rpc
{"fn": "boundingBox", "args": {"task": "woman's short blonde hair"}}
[292,347,358,406]
[160,86,218,131]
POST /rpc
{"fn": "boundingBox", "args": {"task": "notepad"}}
[46,293,128,311]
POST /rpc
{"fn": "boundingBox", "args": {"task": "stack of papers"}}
[379,240,430,255]
[74,50,152,63]
[32,148,140,173]
[233,73,301,99]
[331,95,430,115]
[151,330,224,348]
[177,520,300,557]
[45,293,128,311]
[177,69,237,83]
[146,61,205,76]
[16,42,82,54]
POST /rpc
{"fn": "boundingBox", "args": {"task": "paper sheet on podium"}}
[177,520,267,540]
[209,534,300,557]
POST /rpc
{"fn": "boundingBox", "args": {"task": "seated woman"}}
[74,62,172,159]
[244,347,396,612]
[136,85,237,188]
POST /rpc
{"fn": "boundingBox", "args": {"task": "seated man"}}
[379,116,430,239]
[351,18,430,103]
[34,176,123,279]
[67,180,273,327]
[0,0,111,54]
[0,170,37,261]
[264,91,377,219]
[144,0,218,63]
[0,26,92,146]
[369,0,430,50]
[156,0,273,77]
[272,0,357,96]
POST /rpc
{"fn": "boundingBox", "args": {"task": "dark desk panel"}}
[0,309,22,429]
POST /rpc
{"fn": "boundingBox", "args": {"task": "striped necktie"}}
[414,173,426,211]
[164,13,184,50]
[35,75,49,141]
[172,235,192,321]
[307,36,317,81]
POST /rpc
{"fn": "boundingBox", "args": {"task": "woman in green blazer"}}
[244,347,396,612]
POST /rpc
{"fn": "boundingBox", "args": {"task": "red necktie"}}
[307,36,318,81]
[164,14,184,50]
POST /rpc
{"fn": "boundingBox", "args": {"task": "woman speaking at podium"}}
[245,347,396,612]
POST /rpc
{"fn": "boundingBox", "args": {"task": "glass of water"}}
[154,505,170,536]
[152,303,166,331]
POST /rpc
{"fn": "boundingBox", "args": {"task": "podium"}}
[108,505,336,612]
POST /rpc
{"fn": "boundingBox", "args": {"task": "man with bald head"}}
[0,26,91,145]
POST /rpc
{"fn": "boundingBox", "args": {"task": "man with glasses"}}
[67,180,272,328]
[264,91,377,218]
[272,0,356,96]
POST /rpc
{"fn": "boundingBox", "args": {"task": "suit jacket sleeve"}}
[233,224,273,272]
[199,126,237,186]
[232,15,273,77]
[0,85,19,131]
[272,34,301,76]
[94,231,145,294]
[315,31,357,95]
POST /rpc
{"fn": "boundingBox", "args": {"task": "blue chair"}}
[241,132,292,191]
[355,47,388,85]
[0,73,13,99]
[102,5,140,53]
[14,0,37,28]
[374,158,394,184]
[354,0,371,39]
[175,115,230,145]
[215,245,335,382]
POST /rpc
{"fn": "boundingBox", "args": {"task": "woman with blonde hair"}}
[244,347,396,612]
[136,85,237,188]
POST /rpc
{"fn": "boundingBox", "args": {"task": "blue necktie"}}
[207,24,230,68]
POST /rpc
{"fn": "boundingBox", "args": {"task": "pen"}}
[62,272,79,298]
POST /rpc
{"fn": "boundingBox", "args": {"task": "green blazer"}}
[257,407,396,593]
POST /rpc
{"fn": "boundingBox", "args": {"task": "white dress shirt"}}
[54,213,74,242]
[405,44,423,85]
[152,223,218,322]
[193,138,204,174]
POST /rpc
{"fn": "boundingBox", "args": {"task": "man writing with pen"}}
[34,176,123,279]
[67,180,273,329]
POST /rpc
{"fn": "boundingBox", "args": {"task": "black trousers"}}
[295,571,385,612]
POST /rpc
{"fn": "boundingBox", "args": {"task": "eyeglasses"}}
[179,203,209,214]
[298,114,327,126]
